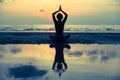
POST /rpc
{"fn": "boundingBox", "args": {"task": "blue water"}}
[0,25,120,32]
[0,44,120,80]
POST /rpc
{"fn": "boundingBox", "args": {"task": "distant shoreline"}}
[0,32,120,44]
[0,31,120,33]
[0,25,120,32]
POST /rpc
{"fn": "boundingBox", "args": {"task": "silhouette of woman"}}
[52,6,68,41]
[50,43,71,77]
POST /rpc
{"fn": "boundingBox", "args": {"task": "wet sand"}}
[0,32,120,44]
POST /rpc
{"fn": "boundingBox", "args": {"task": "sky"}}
[0,0,120,25]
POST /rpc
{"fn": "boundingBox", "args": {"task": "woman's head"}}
[57,63,63,69]
[57,13,63,21]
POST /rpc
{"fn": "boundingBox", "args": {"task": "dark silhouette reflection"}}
[50,5,70,41]
[49,43,71,77]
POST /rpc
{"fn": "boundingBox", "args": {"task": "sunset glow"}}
[0,0,120,24]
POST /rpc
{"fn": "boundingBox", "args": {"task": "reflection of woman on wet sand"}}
[50,6,70,41]
[50,43,70,77]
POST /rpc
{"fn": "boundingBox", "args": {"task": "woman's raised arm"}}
[52,10,59,22]
[60,6,68,22]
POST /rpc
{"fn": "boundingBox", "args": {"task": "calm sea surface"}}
[0,25,120,32]
[0,44,120,80]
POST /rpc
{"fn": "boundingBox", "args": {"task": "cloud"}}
[10,47,22,54]
[100,50,117,62]
[111,0,120,6]
[0,0,4,2]
[89,56,97,61]
[0,0,15,3]
[101,55,109,62]
[0,46,6,58]
[0,46,5,52]
[8,65,47,78]
[0,46,5,57]
[0,55,3,58]
[40,9,45,12]
[113,0,120,3]
[69,51,83,57]
[88,50,98,55]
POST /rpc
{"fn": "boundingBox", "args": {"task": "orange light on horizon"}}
[1,0,119,20]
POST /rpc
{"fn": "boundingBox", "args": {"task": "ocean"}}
[0,24,120,33]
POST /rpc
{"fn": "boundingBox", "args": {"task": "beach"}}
[0,44,120,80]
[0,25,120,80]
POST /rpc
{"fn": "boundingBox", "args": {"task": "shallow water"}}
[0,44,120,80]
[0,25,120,33]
